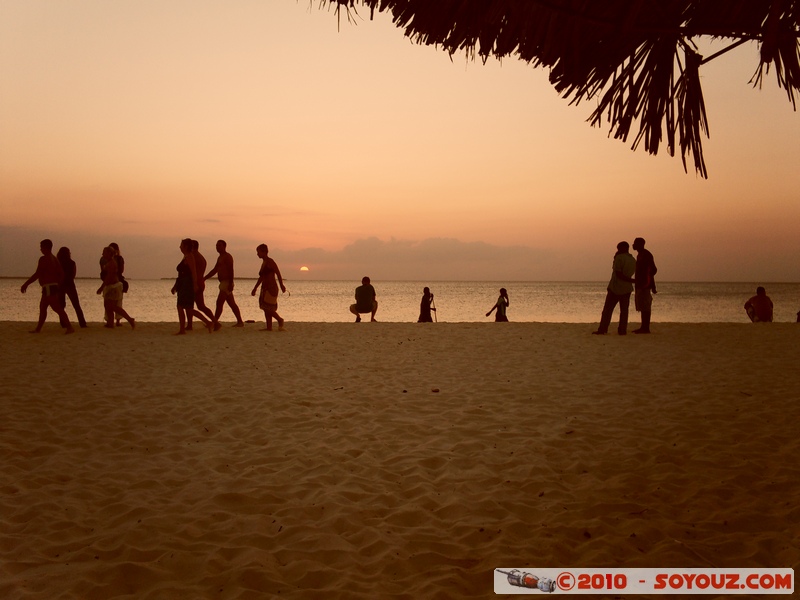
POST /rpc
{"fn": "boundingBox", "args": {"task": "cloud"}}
[5,226,797,282]
[277,237,556,280]
[0,228,555,281]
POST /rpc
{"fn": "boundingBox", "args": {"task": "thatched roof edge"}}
[317,0,800,177]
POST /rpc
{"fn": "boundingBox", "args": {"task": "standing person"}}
[96,246,135,329]
[109,242,127,326]
[418,287,436,322]
[744,287,774,322]
[632,237,658,334]
[349,276,378,322]
[56,246,87,328]
[593,241,636,335]
[486,288,510,322]
[171,239,213,335]
[204,240,244,327]
[251,244,286,331]
[99,246,112,325]
[188,240,218,330]
[20,239,75,334]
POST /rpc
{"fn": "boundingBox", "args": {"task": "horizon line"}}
[2,276,799,285]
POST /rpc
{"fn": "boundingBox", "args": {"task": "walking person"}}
[204,240,244,327]
[418,287,436,322]
[188,240,218,330]
[632,237,657,334]
[56,246,87,328]
[171,239,213,335]
[20,239,75,334]
[96,246,135,329]
[486,288,510,322]
[592,241,636,335]
[109,242,127,326]
[251,244,286,331]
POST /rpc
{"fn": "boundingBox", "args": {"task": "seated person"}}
[744,286,773,322]
[349,276,378,322]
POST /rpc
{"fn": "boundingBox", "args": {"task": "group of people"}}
[347,279,507,323]
[20,237,290,335]
[592,237,658,335]
[20,239,135,334]
[587,237,786,332]
[20,237,797,331]
[171,239,286,335]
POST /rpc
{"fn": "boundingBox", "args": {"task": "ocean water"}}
[2,279,799,324]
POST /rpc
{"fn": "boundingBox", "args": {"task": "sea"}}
[2,279,799,324]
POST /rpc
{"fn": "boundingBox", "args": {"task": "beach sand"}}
[1,321,798,598]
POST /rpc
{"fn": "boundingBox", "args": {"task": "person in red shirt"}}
[20,239,75,334]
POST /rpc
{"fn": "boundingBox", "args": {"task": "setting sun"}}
[300,266,309,272]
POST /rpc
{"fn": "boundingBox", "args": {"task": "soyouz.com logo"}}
[494,568,794,594]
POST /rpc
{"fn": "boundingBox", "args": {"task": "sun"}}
[300,266,309,272]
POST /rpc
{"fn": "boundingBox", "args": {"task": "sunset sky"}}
[2,0,799,282]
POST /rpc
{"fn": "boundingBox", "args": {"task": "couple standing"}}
[592,238,657,336]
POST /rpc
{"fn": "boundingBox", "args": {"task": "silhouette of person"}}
[350,276,378,322]
[632,237,658,334]
[100,243,126,326]
[204,240,244,327]
[96,246,135,329]
[251,244,286,331]
[593,241,636,335]
[486,288,509,322]
[744,286,773,322]
[56,246,87,328]
[20,239,75,334]
[418,287,436,322]
[187,239,218,330]
[109,242,127,292]
[171,238,213,334]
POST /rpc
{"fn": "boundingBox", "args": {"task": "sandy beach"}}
[1,321,798,598]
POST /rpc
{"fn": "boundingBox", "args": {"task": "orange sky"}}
[1,1,799,281]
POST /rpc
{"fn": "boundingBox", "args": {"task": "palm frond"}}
[316,0,800,177]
